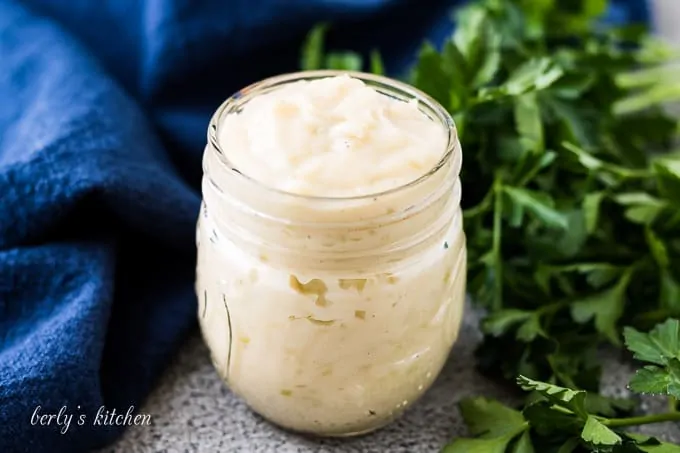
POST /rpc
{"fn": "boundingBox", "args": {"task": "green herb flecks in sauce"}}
[339,278,368,292]
[289,275,330,307]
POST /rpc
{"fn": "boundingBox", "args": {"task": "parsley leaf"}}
[300,23,328,70]
[624,319,680,366]
[443,369,680,452]
[581,415,622,448]
[503,186,568,229]
[570,270,633,346]
[518,376,588,419]
[625,319,680,398]
[444,397,529,452]
[325,53,362,71]
[459,397,528,438]
[511,431,536,453]
[629,362,680,398]
[442,436,518,453]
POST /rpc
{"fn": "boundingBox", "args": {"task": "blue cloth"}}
[0,0,651,452]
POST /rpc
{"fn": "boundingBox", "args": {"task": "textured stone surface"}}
[101,301,679,453]
[103,2,680,451]
[100,307,509,453]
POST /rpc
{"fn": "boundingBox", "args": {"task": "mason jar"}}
[195,70,466,437]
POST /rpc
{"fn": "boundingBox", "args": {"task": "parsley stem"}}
[614,83,680,115]
[463,186,495,219]
[550,405,577,416]
[536,300,570,316]
[562,141,653,179]
[616,64,680,89]
[492,174,503,311]
[604,411,680,428]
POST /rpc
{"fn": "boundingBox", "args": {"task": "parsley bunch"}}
[444,320,680,452]
[300,0,680,450]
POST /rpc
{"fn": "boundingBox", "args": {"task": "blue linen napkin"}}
[0,0,651,452]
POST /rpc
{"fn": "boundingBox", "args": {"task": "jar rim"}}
[207,69,458,202]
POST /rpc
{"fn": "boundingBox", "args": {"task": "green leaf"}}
[442,40,467,84]
[613,192,665,206]
[442,436,518,453]
[509,200,526,227]
[615,82,680,115]
[413,43,453,108]
[503,187,568,229]
[517,315,543,342]
[628,361,680,398]
[624,205,665,225]
[452,111,466,139]
[473,42,501,89]
[453,5,487,61]
[550,0,608,34]
[623,319,680,366]
[544,97,596,146]
[458,397,527,438]
[584,266,623,289]
[301,24,328,70]
[581,415,622,447]
[556,438,581,453]
[514,92,544,152]
[444,398,528,453]
[660,271,680,314]
[570,272,632,345]
[511,431,535,453]
[645,228,670,268]
[441,41,469,109]
[544,263,623,290]
[518,0,554,38]
[325,52,362,71]
[583,0,608,18]
[551,73,596,99]
[517,376,588,419]
[533,265,551,294]
[629,434,680,452]
[654,159,680,201]
[483,309,533,337]
[554,209,588,257]
[511,149,557,186]
[506,58,564,94]
[639,441,680,452]
[564,141,605,172]
[562,142,649,182]
[624,319,680,397]
[369,50,384,75]
[583,192,605,234]
[479,58,564,100]
[522,401,584,436]
[585,394,635,417]
[614,193,668,225]
[452,5,501,88]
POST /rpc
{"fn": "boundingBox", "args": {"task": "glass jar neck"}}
[201,141,462,272]
[201,70,462,272]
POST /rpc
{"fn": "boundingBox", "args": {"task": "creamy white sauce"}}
[217,74,447,197]
[197,74,466,436]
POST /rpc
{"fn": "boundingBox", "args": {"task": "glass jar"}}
[196,70,466,437]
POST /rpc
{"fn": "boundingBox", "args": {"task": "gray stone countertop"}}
[103,2,680,451]
[102,304,679,453]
